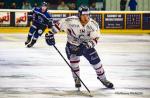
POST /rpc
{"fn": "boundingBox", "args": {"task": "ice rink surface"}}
[0,34,150,98]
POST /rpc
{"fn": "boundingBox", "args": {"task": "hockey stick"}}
[53,45,92,97]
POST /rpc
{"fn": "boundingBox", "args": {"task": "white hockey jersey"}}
[52,16,100,46]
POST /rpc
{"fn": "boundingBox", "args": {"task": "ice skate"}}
[98,77,114,88]
[25,37,31,45]
[27,39,36,48]
[74,78,81,90]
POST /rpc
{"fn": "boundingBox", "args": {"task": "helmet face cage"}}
[78,5,90,17]
[41,2,48,12]
[42,2,48,7]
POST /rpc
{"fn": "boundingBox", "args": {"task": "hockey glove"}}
[45,31,55,46]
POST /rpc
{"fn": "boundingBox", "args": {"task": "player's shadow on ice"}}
[0,87,116,97]
[44,88,115,97]
[41,89,93,97]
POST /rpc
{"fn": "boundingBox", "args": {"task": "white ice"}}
[0,34,150,98]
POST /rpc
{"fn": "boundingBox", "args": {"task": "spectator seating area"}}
[0,0,105,10]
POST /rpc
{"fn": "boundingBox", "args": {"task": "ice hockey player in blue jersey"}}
[25,2,53,48]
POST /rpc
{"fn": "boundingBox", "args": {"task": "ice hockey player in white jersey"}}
[45,5,114,89]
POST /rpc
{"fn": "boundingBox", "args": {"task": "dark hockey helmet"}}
[41,2,48,12]
[41,2,48,7]
[78,5,90,17]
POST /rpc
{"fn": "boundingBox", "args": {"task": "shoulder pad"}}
[90,18,99,29]
[65,16,79,21]
[33,7,40,13]
[34,7,40,11]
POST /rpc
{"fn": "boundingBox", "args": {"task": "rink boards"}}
[0,27,150,35]
[0,10,150,34]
